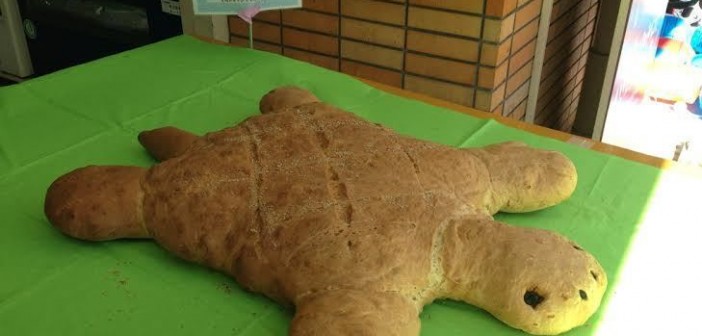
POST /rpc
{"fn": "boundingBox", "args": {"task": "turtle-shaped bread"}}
[44,86,607,335]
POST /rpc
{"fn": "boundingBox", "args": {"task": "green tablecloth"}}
[0,35,697,335]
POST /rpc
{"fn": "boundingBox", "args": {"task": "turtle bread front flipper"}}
[468,142,578,213]
[44,166,150,241]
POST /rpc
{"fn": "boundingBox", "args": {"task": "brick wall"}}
[228,0,546,122]
[227,0,602,129]
[535,0,599,132]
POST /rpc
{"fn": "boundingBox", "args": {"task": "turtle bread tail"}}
[138,126,199,162]
[44,166,150,241]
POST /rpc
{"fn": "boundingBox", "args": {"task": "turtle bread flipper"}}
[44,166,150,241]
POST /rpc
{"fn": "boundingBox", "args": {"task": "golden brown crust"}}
[44,86,604,336]
[142,126,256,274]
[136,99,600,335]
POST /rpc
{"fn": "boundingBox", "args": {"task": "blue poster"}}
[193,0,301,15]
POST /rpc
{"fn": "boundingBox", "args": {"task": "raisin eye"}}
[572,244,583,251]
[524,290,545,309]
[579,290,588,300]
[590,271,599,281]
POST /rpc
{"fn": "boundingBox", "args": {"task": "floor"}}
[602,99,702,167]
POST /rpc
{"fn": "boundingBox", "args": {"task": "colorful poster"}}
[609,0,670,105]
[193,0,301,15]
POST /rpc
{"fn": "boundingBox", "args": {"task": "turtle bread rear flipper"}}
[137,86,320,163]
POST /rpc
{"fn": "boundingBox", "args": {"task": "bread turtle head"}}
[473,227,607,335]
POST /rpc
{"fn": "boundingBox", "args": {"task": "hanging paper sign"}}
[237,4,261,24]
[193,0,301,15]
